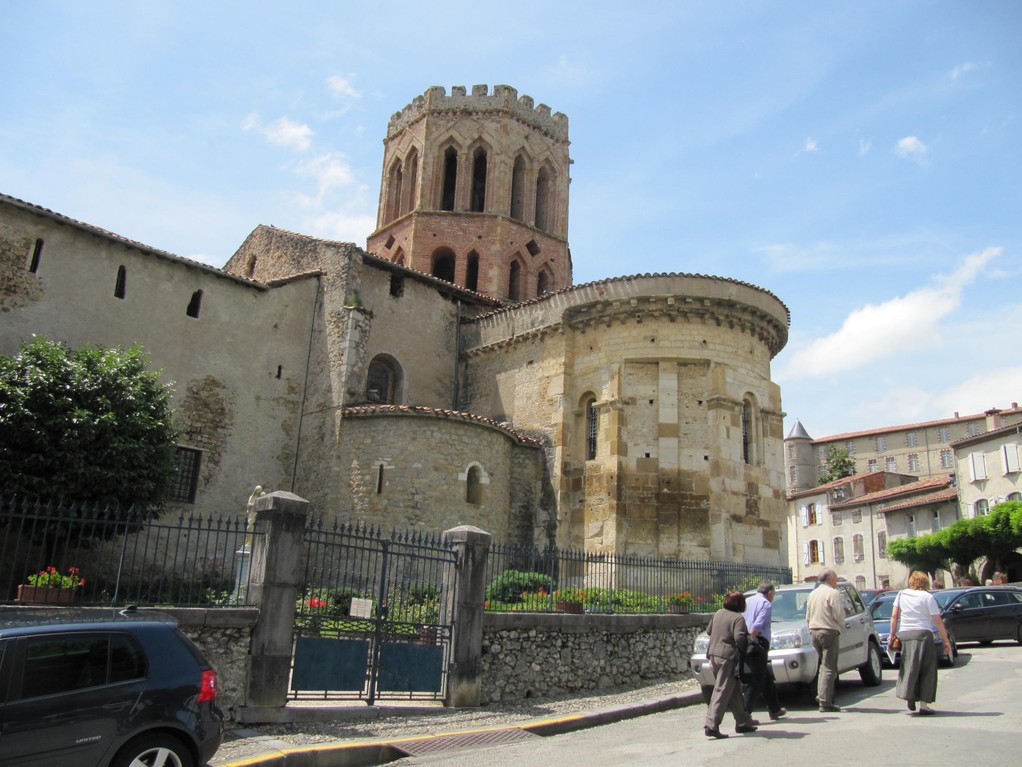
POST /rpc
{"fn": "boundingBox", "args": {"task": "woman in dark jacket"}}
[704,591,759,738]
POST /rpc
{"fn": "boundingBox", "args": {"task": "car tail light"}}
[197,668,218,703]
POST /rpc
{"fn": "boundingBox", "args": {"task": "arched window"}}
[431,247,456,283]
[535,165,552,231]
[441,146,458,211]
[832,537,845,564]
[470,147,487,212]
[366,355,403,404]
[403,148,418,215]
[586,397,598,460]
[537,269,551,296]
[245,254,257,279]
[507,259,522,302]
[114,265,126,299]
[510,154,526,220]
[393,247,405,266]
[465,251,479,292]
[186,290,203,318]
[466,464,485,506]
[386,158,403,222]
[853,534,864,562]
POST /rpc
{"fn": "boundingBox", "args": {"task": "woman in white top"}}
[889,570,953,715]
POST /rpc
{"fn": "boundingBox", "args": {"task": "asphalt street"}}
[394,642,1021,767]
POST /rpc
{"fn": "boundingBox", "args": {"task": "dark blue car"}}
[0,608,223,767]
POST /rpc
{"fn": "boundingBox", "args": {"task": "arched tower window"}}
[535,165,552,231]
[114,265,126,299]
[245,254,257,279]
[441,147,458,211]
[465,251,479,292]
[386,158,403,222]
[366,355,404,404]
[510,154,526,220]
[537,268,552,296]
[431,247,456,283]
[507,259,522,302]
[741,394,762,465]
[471,147,487,212]
[585,397,598,460]
[403,148,419,215]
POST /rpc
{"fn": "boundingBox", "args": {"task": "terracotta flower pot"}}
[667,603,690,614]
[16,585,75,604]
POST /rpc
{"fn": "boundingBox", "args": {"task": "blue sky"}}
[3,1,1020,439]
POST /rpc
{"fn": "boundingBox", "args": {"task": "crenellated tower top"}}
[387,84,569,141]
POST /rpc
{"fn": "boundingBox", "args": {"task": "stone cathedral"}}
[0,84,791,566]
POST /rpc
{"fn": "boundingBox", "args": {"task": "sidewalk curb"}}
[214,690,704,767]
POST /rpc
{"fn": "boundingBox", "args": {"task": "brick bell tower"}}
[366,84,572,302]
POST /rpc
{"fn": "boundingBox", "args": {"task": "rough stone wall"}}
[0,198,319,521]
[330,410,543,540]
[480,612,708,703]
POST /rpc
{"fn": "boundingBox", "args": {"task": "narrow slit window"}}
[186,290,203,318]
[29,239,44,273]
[586,399,598,460]
[376,464,385,494]
[114,265,127,299]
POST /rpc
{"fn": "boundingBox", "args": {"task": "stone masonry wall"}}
[480,612,709,703]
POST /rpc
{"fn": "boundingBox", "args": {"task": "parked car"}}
[858,588,888,606]
[0,607,223,767]
[868,591,957,667]
[690,582,884,702]
[933,585,1022,645]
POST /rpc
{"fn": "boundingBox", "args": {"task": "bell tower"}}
[366,84,572,302]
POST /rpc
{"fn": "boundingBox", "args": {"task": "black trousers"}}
[743,636,782,714]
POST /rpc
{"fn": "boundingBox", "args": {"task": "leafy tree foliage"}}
[0,337,177,516]
[818,446,856,484]
[887,501,1022,584]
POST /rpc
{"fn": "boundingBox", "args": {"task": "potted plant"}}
[665,591,695,613]
[553,586,587,614]
[17,566,85,604]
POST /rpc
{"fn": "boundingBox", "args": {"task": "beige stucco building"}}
[1,85,792,566]
[952,422,1022,519]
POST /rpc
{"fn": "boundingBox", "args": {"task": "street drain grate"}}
[392,727,539,755]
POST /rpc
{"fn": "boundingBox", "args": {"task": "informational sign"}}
[349,597,373,619]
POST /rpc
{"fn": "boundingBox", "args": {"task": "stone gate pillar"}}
[244,491,309,708]
[441,525,491,707]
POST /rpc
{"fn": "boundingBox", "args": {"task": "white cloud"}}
[950,61,991,81]
[304,208,377,245]
[293,151,358,203]
[895,135,928,165]
[803,137,819,153]
[326,75,361,98]
[242,114,314,152]
[776,247,1002,380]
[858,138,872,156]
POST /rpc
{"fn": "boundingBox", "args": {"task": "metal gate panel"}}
[291,637,369,692]
[378,643,443,693]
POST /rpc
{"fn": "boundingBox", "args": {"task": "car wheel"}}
[111,734,194,767]
[701,684,714,705]
[858,640,883,686]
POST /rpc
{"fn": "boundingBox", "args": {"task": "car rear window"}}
[12,632,146,700]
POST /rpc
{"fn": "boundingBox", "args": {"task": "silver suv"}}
[690,582,884,701]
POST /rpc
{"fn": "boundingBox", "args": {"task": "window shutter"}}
[802,542,810,565]
[1002,443,1021,474]
[800,505,808,528]
[819,540,826,565]
[969,452,988,481]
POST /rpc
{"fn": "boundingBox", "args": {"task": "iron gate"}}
[290,521,458,703]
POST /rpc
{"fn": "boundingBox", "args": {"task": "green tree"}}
[886,535,949,578]
[818,446,856,484]
[0,336,177,516]
[975,501,1022,576]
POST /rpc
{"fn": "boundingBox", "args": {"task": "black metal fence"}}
[484,540,792,613]
[0,497,258,607]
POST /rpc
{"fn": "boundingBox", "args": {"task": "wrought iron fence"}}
[484,540,792,613]
[0,496,258,607]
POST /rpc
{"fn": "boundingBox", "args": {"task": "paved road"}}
[396,642,1022,766]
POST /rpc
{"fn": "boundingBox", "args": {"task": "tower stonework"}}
[366,85,572,303]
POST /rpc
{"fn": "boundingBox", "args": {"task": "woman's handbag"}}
[890,635,901,652]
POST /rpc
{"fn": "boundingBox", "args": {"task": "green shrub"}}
[486,569,554,603]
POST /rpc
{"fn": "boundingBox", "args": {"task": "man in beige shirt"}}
[806,568,845,712]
